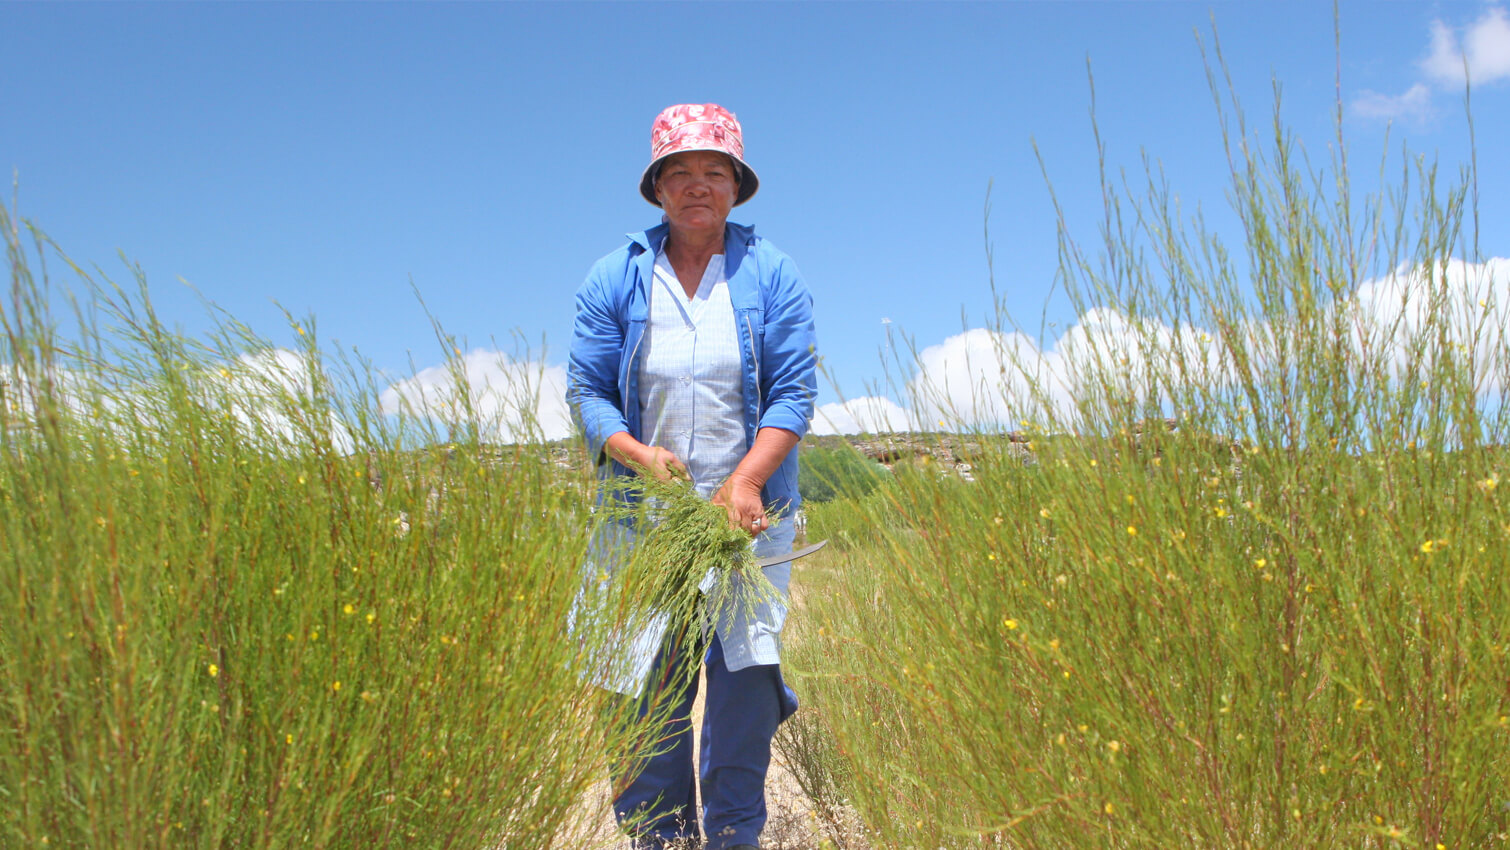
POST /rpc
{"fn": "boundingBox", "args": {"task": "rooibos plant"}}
[790,36,1510,850]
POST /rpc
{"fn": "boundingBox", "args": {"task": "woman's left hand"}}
[713,472,768,537]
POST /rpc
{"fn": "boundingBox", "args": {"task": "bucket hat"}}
[639,103,759,207]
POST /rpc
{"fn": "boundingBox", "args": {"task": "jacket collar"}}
[627,221,755,257]
[627,222,759,308]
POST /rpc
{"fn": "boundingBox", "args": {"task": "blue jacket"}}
[567,221,817,514]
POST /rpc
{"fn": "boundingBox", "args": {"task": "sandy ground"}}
[559,667,831,850]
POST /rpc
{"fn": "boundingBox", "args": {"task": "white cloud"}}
[1348,257,1510,389]
[1354,6,1510,122]
[217,348,357,454]
[906,327,1067,428]
[1351,83,1433,123]
[2,347,359,455]
[372,258,1510,443]
[861,257,1510,434]
[1422,6,1510,86]
[812,396,915,435]
[380,348,572,443]
[0,362,91,423]
[901,313,1222,431]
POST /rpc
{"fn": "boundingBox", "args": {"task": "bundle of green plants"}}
[787,56,1509,849]
[0,212,657,848]
[599,473,779,632]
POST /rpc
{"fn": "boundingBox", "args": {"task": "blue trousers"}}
[613,631,798,849]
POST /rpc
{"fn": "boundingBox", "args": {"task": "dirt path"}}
[561,549,859,849]
[561,668,829,849]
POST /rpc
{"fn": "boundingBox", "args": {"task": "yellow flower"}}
[1103,802,1115,815]
[331,681,341,692]
[1039,508,1050,519]
[1126,525,1137,537]
[1419,540,1435,554]
[1106,740,1121,753]
[1478,475,1499,493]
[366,612,376,624]
[207,663,219,678]
[1003,618,1019,630]
[1253,558,1267,569]
[1214,506,1228,518]
[286,734,294,745]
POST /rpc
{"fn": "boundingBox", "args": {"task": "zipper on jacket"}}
[744,313,761,419]
[622,259,649,429]
[624,324,644,413]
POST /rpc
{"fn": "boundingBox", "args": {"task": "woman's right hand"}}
[639,445,689,482]
[605,432,688,482]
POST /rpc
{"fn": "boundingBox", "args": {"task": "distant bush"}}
[798,445,891,504]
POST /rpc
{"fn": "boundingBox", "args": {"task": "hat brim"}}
[639,151,759,208]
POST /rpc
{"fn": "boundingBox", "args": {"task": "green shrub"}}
[788,65,1510,849]
[799,445,891,504]
[0,213,666,848]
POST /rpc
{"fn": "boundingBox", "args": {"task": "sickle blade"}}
[753,539,829,568]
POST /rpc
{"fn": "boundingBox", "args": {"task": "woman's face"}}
[654,151,739,234]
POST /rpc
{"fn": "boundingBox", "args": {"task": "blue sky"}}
[4,2,1507,439]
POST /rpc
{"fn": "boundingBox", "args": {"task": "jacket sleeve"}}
[758,251,817,439]
[567,259,630,466]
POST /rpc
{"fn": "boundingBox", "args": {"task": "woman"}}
[567,103,817,850]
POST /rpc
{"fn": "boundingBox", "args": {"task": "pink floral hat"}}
[639,103,760,207]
